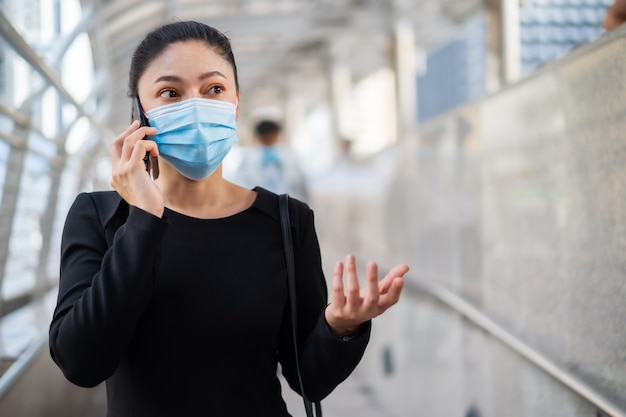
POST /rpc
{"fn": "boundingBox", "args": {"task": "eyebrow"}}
[154,71,227,84]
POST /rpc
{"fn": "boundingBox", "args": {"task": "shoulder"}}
[70,191,127,229]
[251,186,313,239]
[253,186,310,215]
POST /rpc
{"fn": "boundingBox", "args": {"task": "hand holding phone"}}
[131,97,151,171]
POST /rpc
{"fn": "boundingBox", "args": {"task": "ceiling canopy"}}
[81,0,482,139]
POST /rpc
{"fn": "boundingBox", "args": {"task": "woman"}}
[49,21,408,416]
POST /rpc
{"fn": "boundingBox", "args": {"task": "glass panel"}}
[46,157,82,285]
[0,140,8,202]
[519,0,608,75]
[61,33,94,103]
[2,151,51,299]
[0,37,5,99]
[0,109,16,134]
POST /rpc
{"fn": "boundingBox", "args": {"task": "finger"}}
[111,121,140,161]
[121,126,157,163]
[344,254,361,308]
[365,261,380,307]
[130,139,159,169]
[144,138,159,158]
[331,261,346,308]
[378,277,404,310]
[379,263,410,294]
[120,126,141,163]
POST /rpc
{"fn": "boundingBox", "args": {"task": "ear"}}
[235,91,241,120]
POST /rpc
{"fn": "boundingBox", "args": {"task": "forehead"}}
[143,40,234,79]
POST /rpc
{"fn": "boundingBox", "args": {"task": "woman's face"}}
[137,40,239,114]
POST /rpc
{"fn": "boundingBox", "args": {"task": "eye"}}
[159,89,179,98]
[208,85,224,95]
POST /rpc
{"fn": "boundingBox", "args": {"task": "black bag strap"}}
[278,194,322,417]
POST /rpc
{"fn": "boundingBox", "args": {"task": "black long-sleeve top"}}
[49,187,370,417]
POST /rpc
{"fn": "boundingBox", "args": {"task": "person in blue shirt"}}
[232,119,309,201]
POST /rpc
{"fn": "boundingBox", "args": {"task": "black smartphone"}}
[131,96,150,171]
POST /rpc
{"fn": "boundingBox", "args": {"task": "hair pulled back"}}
[128,21,239,97]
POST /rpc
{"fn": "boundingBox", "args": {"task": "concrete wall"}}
[309,24,626,417]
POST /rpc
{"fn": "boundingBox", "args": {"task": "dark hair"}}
[254,120,282,136]
[128,21,239,97]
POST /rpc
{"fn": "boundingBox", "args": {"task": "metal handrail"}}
[0,10,114,145]
[0,290,57,400]
[405,277,625,417]
[0,274,623,416]
[0,333,48,399]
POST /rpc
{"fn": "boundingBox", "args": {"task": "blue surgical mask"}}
[144,98,238,180]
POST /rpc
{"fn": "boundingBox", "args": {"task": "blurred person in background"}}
[234,119,309,201]
[603,0,626,30]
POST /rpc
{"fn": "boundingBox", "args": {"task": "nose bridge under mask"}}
[146,99,236,129]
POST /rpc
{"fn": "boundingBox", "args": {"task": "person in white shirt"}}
[234,120,309,201]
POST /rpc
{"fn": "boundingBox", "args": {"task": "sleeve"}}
[278,203,371,401]
[48,193,169,387]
